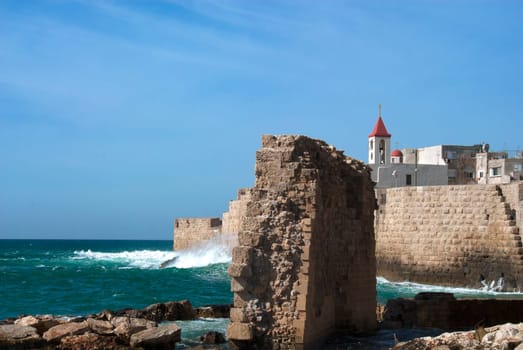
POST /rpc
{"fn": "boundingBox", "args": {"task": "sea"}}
[2,239,523,349]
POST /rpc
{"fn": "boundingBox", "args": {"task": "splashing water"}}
[170,238,233,269]
[377,276,523,304]
[73,249,177,269]
[72,235,234,270]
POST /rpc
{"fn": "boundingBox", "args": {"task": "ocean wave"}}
[169,242,231,269]
[72,249,177,269]
[377,276,523,297]
[72,243,231,270]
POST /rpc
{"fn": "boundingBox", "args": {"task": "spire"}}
[368,105,391,138]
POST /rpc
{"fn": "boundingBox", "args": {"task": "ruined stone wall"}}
[227,135,377,350]
[222,188,252,234]
[173,218,222,251]
[376,184,523,289]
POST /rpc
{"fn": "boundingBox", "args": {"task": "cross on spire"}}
[378,103,382,118]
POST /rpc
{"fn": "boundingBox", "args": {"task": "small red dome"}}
[391,149,403,157]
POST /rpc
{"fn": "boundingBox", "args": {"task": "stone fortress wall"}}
[227,135,377,349]
[222,188,252,234]
[375,182,523,289]
[173,217,222,251]
[173,189,251,251]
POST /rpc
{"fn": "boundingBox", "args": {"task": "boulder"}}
[15,314,61,335]
[164,300,196,320]
[59,332,124,350]
[87,318,114,335]
[139,300,195,322]
[200,331,226,344]
[129,323,181,349]
[43,321,89,343]
[93,309,116,321]
[0,324,45,349]
[392,323,523,350]
[111,316,156,340]
[482,323,523,348]
[195,304,231,318]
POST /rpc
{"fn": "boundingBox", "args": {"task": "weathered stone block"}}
[227,322,253,341]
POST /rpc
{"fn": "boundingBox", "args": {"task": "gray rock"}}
[129,323,181,349]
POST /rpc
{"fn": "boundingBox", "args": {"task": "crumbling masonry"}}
[227,135,377,349]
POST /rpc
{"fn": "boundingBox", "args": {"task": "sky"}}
[1,0,522,240]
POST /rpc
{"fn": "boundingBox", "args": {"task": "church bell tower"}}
[368,104,391,165]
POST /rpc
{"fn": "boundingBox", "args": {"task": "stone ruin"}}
[227,135,377,349]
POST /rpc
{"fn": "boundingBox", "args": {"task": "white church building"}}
[367,107,523,188]
[367,107,448,188]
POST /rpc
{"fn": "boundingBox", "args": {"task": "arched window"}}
[379,140,385,164]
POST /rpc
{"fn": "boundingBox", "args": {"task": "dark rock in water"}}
[414,292,456,301]
[160,256,178,269]
[0,324,46,349]
[200,331,226,344]
[136,300,196,322]
[195,304,231,318]
[129,323,181,349]
[164,300,196,320]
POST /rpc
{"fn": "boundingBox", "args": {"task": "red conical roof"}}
[368,116,391,138]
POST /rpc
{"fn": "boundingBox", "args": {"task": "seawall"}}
[375,182,523,289]
[173,218,222,251]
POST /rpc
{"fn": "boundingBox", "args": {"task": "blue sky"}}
[1,0,522,240]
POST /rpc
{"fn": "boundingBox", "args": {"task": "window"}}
[447,151,457,160]
[379,140,385,164]
[479,171,484,178]
[369,140,374,150]
[514,164,523,172]
[490,167,501,176]
[465,171,474,179]
[406,174,412,186]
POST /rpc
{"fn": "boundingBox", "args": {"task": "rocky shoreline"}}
[4,294,523,349]
[391,323,523,350]
[0,300,231,350]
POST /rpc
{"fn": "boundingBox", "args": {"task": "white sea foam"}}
[72,239,232,270]
[171,242,232,269]
[377,276,523,297]
[73,249,177,269]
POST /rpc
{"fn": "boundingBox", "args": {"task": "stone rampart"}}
[376,183,523,289]
[222,188,252,234]
[227,135,377,349]
[500,182,523,233]
[173,217,222,251]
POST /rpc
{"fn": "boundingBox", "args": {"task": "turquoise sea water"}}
[0,239,231,319]
[2,239,523,348]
